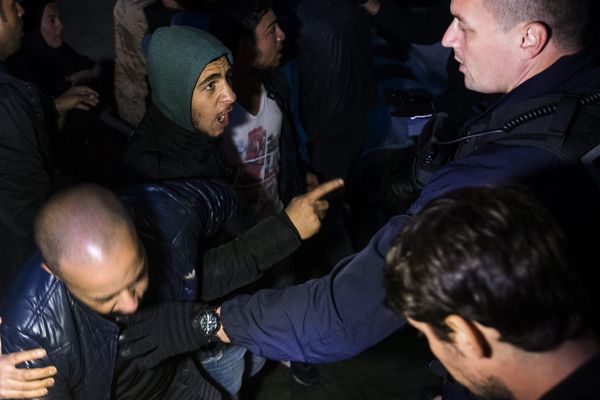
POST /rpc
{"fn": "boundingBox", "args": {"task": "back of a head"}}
[209,0,272,55]
[482,0,590,52]
[384,186,586,352]
[147,25,232,131]
[34,184,136,275]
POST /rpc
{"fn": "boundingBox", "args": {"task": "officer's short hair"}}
[483,0,590,52]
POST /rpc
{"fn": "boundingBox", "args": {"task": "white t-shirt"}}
[222,84,284,221]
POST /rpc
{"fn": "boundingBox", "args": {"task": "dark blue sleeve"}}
[220,145,560,363]
[220,215,409,363]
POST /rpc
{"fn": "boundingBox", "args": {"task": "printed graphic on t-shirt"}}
[222,87,284,220]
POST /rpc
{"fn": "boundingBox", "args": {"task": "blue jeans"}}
[194,344,265,396]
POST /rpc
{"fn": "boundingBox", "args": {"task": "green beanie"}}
[147,26,233,131]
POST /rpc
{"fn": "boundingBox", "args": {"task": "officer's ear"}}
[520,21,550,59]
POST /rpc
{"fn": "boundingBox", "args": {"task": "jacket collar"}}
[466,47,600,129]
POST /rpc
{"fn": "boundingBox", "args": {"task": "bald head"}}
[34,184,137,275]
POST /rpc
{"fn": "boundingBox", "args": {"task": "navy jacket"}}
[220,48,600,363]
[1,255,118,400]
[1,179,300,398]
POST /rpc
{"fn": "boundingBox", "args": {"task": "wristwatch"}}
[191,307,221,339]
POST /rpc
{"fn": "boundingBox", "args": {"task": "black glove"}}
[116,302,214,369]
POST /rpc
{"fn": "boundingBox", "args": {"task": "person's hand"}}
[285,178,344,239]
[116,302,213,370]
[305,172,320,192]
[54,85,99,116]
[0,320,57,399]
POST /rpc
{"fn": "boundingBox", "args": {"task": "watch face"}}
[199,311,219,336]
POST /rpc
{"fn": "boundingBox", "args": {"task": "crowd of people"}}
[1,0,599,399]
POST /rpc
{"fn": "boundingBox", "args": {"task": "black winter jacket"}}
[119,178,301,303]
[122,101,303,293]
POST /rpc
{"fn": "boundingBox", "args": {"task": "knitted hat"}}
[147,26,233,131]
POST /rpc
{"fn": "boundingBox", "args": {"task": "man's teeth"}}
[218,114,225,123]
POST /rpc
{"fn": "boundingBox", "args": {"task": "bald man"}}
[0,184,221,400]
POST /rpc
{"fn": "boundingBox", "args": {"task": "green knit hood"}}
[147,26,233,131]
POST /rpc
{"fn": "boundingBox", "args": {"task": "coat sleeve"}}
[219,215,409,363]
[200,211,301,302]
[0,95,53,242]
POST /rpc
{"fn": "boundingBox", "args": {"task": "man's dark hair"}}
[34,184,137,274]
[209,0,273,55]
[482,0,590,52]
[384,186,585,352]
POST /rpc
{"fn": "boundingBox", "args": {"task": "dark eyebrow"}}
[267,18,278,30]
[92,258,147,303]
[197,73,222,89]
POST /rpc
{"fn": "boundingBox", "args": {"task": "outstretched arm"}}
[218,215,409,363]
[200,179,344,302]
[118,215,408,367]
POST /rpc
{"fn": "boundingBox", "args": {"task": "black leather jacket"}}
[1,179,300,399]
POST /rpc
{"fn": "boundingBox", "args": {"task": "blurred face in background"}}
[40,2,63,49]
[252,9,285,69]
[0,0,24,60]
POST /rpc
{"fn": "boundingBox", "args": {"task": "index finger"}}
[7,348,48,366]
[306,178,344,201]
